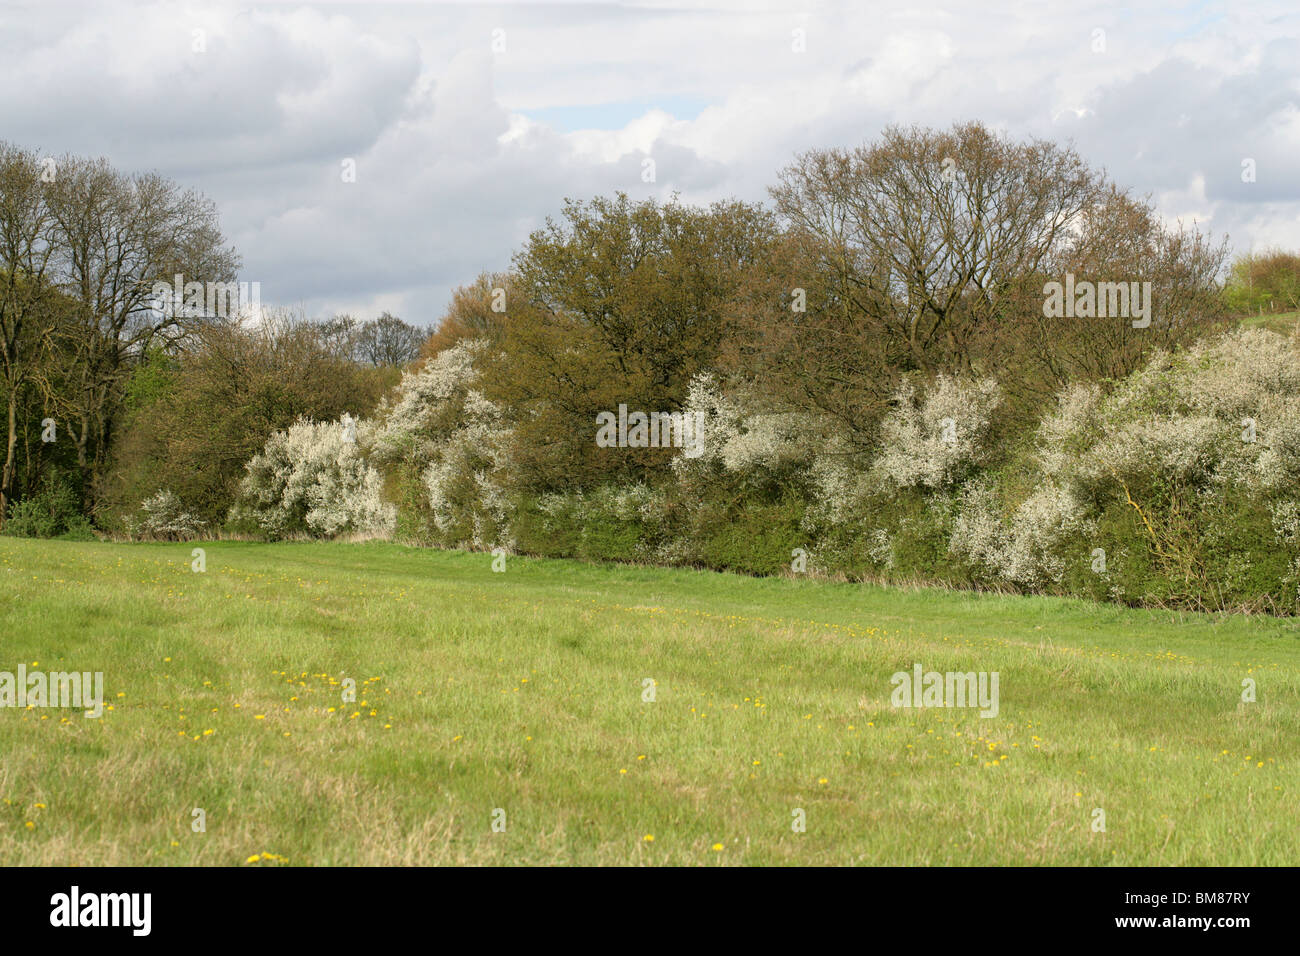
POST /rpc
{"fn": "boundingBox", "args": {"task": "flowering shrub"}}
[951,328,1300,609]
[1038,329,1300,493]
[371,339,487,466]
[134,489,209,541]
[419,411,513,550]
[672,373,819,483]
[949,478,1092,589]
[874,375,1002,490]
[342,324,1300,610]
[231,417,394,539]
[371,339,514,549]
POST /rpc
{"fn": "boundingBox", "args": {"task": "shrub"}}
[950,328,1300,611]
[694,494,807,576]
[371,339,513,550]
[232,416,395,540]
[131,489,208,541]
[874,375,1002,490]
[2,474,88,539]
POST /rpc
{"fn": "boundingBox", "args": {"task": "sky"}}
[1,0,1297,328]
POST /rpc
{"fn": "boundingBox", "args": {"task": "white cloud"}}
[1,0,1297,325]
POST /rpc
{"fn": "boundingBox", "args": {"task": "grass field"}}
[1238,309,1300,332]
[1,537,1297,866]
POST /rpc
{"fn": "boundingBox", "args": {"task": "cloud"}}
[1,0,1297,324]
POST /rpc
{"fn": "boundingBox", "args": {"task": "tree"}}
[485,192,778,491]
[355,311,426,366]
[748,121,1227,444]
[0,144,62,525]
[37,154,240,513]
[318,313,360,360]
[1224,249,1300,315]
[1021,185,1228,401]
[418,271,514,361]
[100,308,396,529]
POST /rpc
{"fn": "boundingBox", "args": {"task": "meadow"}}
[1,537,1297,866]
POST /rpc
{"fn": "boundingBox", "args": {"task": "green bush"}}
[512,494,581,559]
[693,494,806,576]
[1071,490,1298,613]
[57,514,98,541]
[3,474,89,538]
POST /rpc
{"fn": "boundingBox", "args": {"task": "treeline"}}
[0,141,425,536]
[420,122,1230,497]
[11,122,1300,613]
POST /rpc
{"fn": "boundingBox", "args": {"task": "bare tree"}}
[37,155,240,510]
[355,311,425,366]
[752,121,1226,438]
[318,313,360,360]
[771,122,1103,374]
[0,143,63,524]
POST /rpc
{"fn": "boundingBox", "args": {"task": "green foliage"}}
[511,493,580,559]
[693,496,806,576]
[122,346,178,412]
[101,313,397,531]
[1224,250,1300,316]
[8,131,1293,616]
[1063,490,1299,614]
[2,472,90,538]
[484,191,778,493]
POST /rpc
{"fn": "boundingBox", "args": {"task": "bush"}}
[371,339,513,550]
[231,416,396,540]
[361,318,1300,613]
[949,328,1300,611]
[694,494,806,576]
[2,474,89,538]
[130,489,208,541]
[874,375,1002,490]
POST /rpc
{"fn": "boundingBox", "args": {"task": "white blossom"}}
[874,375,1001,489]
[234,417,395,539]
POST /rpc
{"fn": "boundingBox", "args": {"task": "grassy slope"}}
[1238,309,1300,332]
[1,537,1297,865]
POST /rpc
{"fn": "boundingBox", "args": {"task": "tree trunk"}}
[0,393,16,528]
